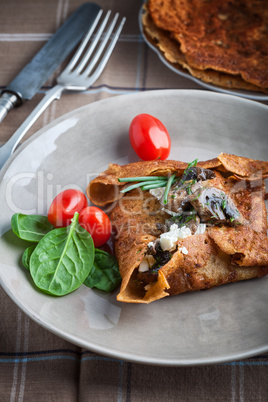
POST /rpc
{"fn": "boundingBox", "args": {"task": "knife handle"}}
[0,92,20,123]
[0,85,63,170]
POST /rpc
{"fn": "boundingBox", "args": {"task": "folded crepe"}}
[87,154,268,303]
[142,1,268,93]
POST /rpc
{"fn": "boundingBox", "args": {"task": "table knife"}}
[0,2,101,123]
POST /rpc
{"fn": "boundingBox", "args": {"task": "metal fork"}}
[0,10,126,170]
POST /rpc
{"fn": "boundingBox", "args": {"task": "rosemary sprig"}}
[118,158,198,198]
[163,173,176,204]
[120,179,167,193]
[142,181,167,190]
[119,176,168,193]
[118,176,165,183]
[186,159,198,169]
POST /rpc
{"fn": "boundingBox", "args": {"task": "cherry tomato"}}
[48,189,88,227]
[78,206,112,247]
[129,113,171,161]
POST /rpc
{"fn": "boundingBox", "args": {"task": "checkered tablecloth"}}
[1,1,267,401]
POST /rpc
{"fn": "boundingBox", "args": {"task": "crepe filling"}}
[133,163,241,279]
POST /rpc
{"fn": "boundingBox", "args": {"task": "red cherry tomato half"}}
[48,189,88,228]
[78,206,112,247]
[129,113,171,161]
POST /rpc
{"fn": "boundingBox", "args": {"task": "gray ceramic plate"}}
[139,7,268,101]
[0,90,267,366]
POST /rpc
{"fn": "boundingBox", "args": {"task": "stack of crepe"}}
[142,0,268,93]
[87,154,268,303]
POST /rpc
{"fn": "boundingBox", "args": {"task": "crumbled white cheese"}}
[139,259,149,272]
[146,188,208,256]
[195,223,206,234]
[162,208,178,216]
[147,255,155,266]
[179,246,188,255]
[149,187,165,201]
[160,224,192,251]
[138,254,156,272]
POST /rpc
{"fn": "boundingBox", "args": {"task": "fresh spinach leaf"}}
[22,245,36,270]
[84,249,121,292]
[11,213,54,243]
[29,212,94,296]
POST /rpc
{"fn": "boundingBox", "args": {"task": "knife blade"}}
[0,2,101,123]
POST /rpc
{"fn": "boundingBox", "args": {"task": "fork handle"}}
[0,84,64,170]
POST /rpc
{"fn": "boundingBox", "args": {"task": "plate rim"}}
[1,88,268,176]
[1,272,268,367]
[1,89,268,366]
[2,277,268,366]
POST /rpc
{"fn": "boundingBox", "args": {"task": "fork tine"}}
[75,10,112,74]
[82,13,124,78]
[0,12,125,168]
[65,9,103,72]
[84,16,126,86]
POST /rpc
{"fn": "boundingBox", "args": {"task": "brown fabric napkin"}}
[0,1,267,401]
